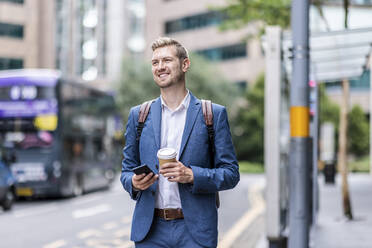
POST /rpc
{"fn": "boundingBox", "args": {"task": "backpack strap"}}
[136,100,154,141]
[201,99,220,208]
[201,100,215,155]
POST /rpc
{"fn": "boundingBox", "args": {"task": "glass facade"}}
[197,43,247,61]
[0,0,24,4]
[324,0,372,4]
[0,22,23,39]
[0,57,23,70]
[165,11,226,34]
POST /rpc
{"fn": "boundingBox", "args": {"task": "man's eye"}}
[152,62,158,66]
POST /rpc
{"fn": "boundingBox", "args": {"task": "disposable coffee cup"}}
[157,148,177,168]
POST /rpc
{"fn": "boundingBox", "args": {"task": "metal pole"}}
[370,51,372,176]
[312,81,319,226]
[289,0,310,247]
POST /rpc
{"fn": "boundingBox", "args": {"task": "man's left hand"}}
[159,161,194,184]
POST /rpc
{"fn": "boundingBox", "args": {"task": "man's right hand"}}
[132,173,158,191]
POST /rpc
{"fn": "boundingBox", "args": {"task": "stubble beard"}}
[155,67,185,89]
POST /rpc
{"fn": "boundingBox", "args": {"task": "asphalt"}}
[252,173,372,248]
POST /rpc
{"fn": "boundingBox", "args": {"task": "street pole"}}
[370,51,372,176]
[289,0,310,247]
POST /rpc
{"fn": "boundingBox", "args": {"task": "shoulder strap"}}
[136,100,154,141]
[201,99,215,155]
[201,99,220,208]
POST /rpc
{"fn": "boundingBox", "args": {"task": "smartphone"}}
[132,164,155,175]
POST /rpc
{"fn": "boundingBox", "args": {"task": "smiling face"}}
[151,45,190,89]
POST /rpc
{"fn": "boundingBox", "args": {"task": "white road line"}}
[114,227,131,238]
[103,221,118,230]
[13,204,58,218]
[42,239,67,248]
[218,183,266,248]
[77,229,103,239]
[72,204,112,219]
[121,216,131,224]
[115,240,134,248]
[71,195,103,206]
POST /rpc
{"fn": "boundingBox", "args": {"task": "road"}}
[0,174,265,248]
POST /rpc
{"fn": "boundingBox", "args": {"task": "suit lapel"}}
[150,97,162,150]
[179,93,201,159]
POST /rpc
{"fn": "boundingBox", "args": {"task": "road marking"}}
[71,195,103,206]
[114,227,131,238]
[121,216,131,224]
[103,221,118,230]
[72,204,111,219]
[77,229,103,239]
[84,238,133,248]
[218,183,265,248]
[42,239,67,248]
[13,204,58,218]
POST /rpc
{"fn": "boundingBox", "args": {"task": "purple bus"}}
[0,69,120,198]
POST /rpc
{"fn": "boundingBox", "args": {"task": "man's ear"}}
[182,58,190,72]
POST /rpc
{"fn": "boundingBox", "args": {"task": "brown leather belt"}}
[154,208,184,221]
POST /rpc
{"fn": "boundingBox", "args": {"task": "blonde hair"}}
[151,37,189,60]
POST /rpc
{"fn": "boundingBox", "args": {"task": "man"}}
[120,37,240,248]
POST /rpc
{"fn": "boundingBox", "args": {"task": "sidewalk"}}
[255,173,372,248]
[313,173,372,248]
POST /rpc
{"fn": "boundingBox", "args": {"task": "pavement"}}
[253,173,372,248]
[313,173,372,248]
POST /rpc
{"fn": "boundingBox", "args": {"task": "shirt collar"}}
[161,90,190,112]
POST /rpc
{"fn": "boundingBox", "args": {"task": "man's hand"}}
[132,173,158,191]
[159,161,194,184]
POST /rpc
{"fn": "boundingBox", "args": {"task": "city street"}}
[0,174,265,248]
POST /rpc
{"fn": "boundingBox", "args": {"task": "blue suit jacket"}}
[120,92,240,247]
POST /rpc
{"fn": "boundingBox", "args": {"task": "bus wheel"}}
[72,176,83,197]
[2,188,15,211]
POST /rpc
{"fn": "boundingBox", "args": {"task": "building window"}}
[235,80,248,90]
[0,0,24,4]
[165,11,226,34]
[0,57,23,70]
[0,22,23,39]
[197,43,247,61]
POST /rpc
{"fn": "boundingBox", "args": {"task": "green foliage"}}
[217,0,291,32]
[348,105,369,157]
[115,54,240,124]
[232,74,264,162]
[319,84,340,129]
[239,161,264,174]
[348,156,370,173]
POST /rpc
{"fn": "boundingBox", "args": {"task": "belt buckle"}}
[163,209,172,221]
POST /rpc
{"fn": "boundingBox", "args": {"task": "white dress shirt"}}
[155,90,190,209]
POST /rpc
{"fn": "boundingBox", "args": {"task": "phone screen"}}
[132,164,154,175]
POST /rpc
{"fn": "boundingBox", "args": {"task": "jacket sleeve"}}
[190,106,240,194]
[120,107,141,200]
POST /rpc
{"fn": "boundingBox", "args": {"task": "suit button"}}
[152,191,155,196]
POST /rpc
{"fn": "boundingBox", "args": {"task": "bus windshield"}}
[0,71,59,131]
[3,131,54,150]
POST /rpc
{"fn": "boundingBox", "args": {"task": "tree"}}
[115,54,240,124]
[232,74,264,162]
[319,84,340,130]
[218,0,291,32]
[348,105,369,157]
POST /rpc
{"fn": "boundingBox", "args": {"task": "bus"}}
[0,69,121,198]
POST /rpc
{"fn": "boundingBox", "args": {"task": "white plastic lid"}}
[157,147,177,159]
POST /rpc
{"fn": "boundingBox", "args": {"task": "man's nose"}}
[158,61,166,70]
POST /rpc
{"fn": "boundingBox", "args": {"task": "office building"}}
[55,0,145,90]
[0,0,55,70]
[145,0,265,88]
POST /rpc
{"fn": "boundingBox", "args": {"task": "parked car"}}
[0,158,16,211]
